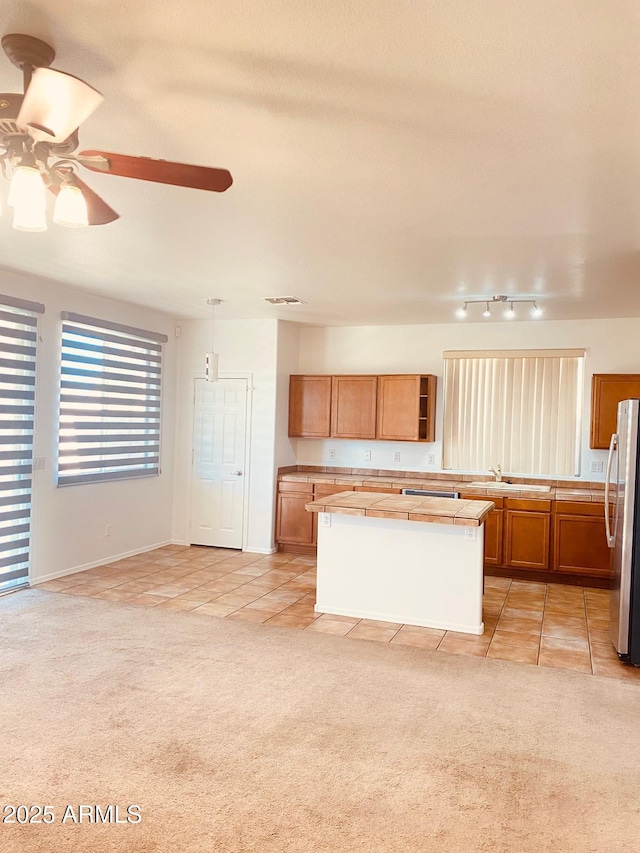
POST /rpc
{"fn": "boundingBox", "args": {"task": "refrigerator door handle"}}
[604,432,618,547]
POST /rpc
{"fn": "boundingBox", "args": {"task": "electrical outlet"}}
[105,524,112,537]
[329,449,336,460]
[464,526,477,541]
[427,453,435,465]
[320,513,331,528]
[364,450,372,462]
[590,460,604,474]
[393,451,401,463]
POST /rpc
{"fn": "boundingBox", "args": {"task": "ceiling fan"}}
[0,33,233,230]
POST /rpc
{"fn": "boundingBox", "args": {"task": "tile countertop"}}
[279,469,606,503]
[305,491,495,526]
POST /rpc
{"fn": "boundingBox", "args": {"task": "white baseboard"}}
[243,546,277,555]
[31,540,173,585]
[170,539,275,555]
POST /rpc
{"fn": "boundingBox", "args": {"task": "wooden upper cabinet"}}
[377,374,437,442]
[288,376,332,437]
[331,376,377,439]
[590,374,640,449]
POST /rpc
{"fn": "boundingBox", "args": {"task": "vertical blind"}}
[0,294,44,593]
[443,349,585,476]
[58,313,168,486]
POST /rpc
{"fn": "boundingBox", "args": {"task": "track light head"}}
[531,302,543,318]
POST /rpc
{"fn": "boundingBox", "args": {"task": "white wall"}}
[296,317,640,480]
[0,268,178,583]
[274,321,300,470]
[172,318,280,552]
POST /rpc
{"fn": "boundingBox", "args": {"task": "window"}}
[57,313,168,486]
[0,294,44,593]
[443,349,585,476]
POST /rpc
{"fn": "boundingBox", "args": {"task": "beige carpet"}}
[1,591,639,853]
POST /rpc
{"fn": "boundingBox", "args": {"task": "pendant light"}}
[205,298,222,383]
[53,181,89,227]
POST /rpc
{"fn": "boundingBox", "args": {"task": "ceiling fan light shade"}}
[8,165,46,209]
[53,184,88,227]
[12,201,47,232]
[17,67,103,143]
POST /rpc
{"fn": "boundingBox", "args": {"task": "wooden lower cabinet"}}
[553,502,612,579]
[275,482,613,584]
[483,509,503,566]
[504,510,551,571]
[276,483,316,546]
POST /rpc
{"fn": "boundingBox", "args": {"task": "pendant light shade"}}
[17,67,103,143]
[8,165,46,209]
[53,183,89,227]
[12,201,47,231]
[205,298,222,382]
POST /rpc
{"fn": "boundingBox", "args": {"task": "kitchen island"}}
[305,491,494,635]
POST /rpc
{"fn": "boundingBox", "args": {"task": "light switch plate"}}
[427,453,435,465]
[393,451,401,463]
[590,460,604,474]
[364,450,372,461]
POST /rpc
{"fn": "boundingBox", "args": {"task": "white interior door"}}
[190,377,247,548]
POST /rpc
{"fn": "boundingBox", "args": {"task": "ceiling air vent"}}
[263,296,306,305]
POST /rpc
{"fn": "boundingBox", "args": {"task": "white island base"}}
[315,512,485,635]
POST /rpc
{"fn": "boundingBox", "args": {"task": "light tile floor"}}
[35,545,640,683]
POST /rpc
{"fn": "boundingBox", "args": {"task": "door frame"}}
[189,372,253,551]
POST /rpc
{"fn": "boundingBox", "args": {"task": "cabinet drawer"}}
[278,481,314,495]
[505,498,552,512]
[553,501,604,517]
[314,483,354,497]
[460,493,504,509]
[354,485,402,494]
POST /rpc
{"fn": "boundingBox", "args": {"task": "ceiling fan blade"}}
[18,68,103,143]
[49,175,119,226]
[78,150,233,192]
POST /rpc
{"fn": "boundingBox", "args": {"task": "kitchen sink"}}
[465,481,552,492]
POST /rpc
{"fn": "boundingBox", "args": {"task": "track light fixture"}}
[455,295,544,321]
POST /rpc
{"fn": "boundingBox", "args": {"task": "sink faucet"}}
[489,464,502,482]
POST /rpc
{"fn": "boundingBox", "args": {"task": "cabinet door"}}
[289,376,331,437]
[590,374,640,449]
[504,510,551,570]
[331,376,377,439]
[553,513,612,578]
[276,492,316,545]
[376,375,421,441]
[483,509,504,566]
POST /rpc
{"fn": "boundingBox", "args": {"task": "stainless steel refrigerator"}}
[605,398,640,665]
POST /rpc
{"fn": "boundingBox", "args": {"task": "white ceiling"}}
[0,0,640,325]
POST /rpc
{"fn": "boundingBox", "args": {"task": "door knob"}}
[233,470,243,476]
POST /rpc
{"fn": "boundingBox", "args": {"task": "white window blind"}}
[58,313,168,486]
[0,294,44,594]
[443,349,585,476]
